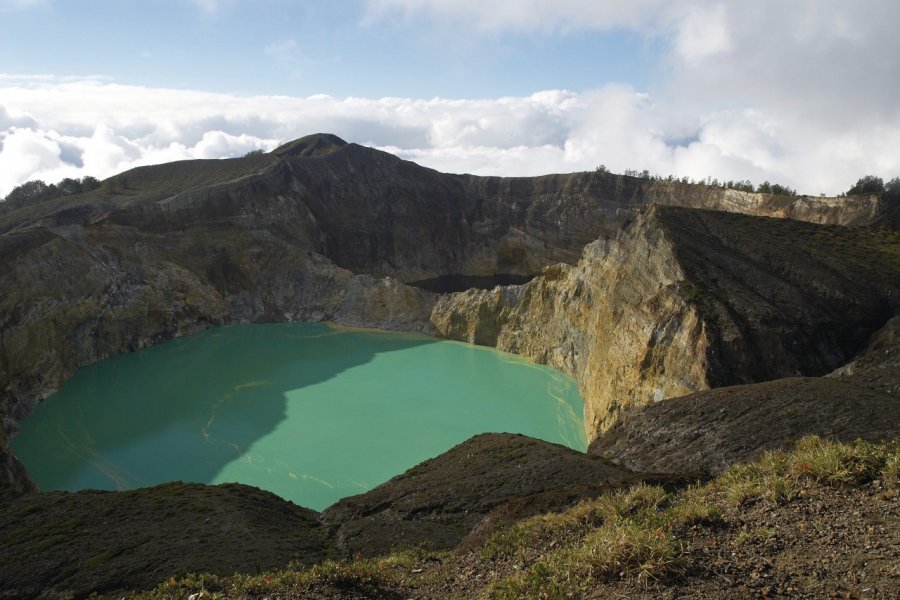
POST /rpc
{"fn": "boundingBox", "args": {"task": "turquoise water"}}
[12,323,586,510]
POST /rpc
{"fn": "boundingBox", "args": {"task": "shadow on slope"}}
[657,206,900,382]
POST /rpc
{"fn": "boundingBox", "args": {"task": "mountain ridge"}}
[0,133,898,597]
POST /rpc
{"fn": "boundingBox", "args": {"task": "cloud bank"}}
[1,77,896,198]
[2,0,899,197]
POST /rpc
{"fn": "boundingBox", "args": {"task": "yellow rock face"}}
[431,208,712,438]
[432,205,900,441]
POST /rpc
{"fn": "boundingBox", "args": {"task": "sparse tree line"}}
[0,176,101,212]
[846,175,900,196]
[596,164,799,196]
[598,165,900,198]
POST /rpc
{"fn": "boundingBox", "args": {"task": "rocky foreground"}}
[1,330,896,597]
[0,134,898,598]
[40,436,897,600]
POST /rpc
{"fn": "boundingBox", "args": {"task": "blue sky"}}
[1,0,899,196]
[0,0,660,98]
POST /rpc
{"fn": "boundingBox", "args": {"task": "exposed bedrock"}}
[0,134,897,494]
[589,317,900,474]
[431,206,900,437]
[0,227,435,433]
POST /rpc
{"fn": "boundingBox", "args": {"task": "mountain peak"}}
[271,133,348,158]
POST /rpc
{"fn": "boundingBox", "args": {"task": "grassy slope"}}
[133,436,899,600]
[0,152,278,235]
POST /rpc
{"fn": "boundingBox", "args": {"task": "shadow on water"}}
[11,322,436,498]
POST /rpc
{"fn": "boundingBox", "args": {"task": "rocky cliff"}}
[431,206,900,436]
[0,133,896,493]
[588,315,900,474]
[2,133,899,597]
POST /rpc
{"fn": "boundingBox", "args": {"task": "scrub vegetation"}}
[127,436,898,600]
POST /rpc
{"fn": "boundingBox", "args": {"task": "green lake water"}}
[12,322,586,511]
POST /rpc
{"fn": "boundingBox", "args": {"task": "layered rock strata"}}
[1,134,896,493]
[589,316,900,474]
[431,206,900,436]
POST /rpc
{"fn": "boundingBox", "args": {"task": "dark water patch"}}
[408,273,535,293]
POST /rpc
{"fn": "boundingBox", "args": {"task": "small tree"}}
[847,175,885,195]
[57,177,83,196]
[2,180,55,208]
[2,174,103,210]
[770,183,797,196]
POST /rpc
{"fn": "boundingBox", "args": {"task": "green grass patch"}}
[710,436,899,506]
[483,437,895,599]
[482,484,696,598]
[133,437,896,600]
[132,547,447,599]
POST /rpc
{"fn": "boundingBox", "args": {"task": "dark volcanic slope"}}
[0,433,683,597]
[590,316,900,474]
[590,377,900,475]
[831,315,900,396]
[322,433,654,557]
[656,207,900,384]
[0,133,619,284]
[0,133,886,284]
[0,482,324,600]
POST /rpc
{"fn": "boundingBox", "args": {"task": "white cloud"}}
[1,2,898,199]
[364,1,900,122]
[673,3,731,63]
[1,75,898,199]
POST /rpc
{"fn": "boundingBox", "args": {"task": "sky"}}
[1,0,899,197]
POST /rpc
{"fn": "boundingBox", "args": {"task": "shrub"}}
[847,175,886,195]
